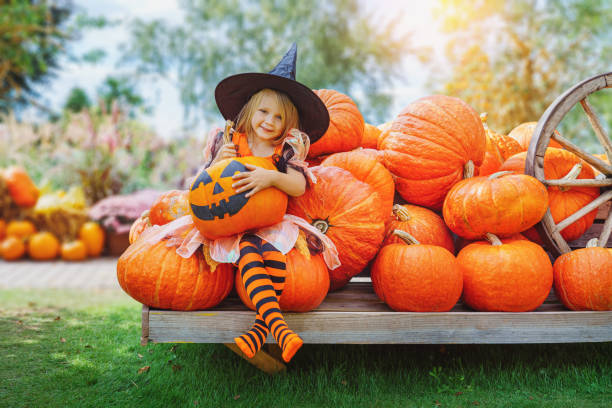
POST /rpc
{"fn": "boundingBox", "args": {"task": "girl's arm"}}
[232,165,306,197]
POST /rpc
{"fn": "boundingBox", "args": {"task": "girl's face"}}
[250,93,284,142]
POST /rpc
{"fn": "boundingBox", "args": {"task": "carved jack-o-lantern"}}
[189,157,288,240]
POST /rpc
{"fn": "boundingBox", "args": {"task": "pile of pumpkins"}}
[117,90,612,314]
[0,166,106,261]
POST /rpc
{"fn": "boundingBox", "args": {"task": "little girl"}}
[203,43,334,363]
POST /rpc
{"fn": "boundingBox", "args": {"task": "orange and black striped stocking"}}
[234,235,303,362]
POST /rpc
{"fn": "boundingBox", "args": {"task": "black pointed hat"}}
[215,43,329,143]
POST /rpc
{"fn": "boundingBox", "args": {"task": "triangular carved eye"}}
[191,170,213,191]
[220,160,248,178]
[213,182,224,194]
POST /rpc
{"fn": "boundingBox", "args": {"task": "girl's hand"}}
[231,163,277,198]
[215,143,238,161]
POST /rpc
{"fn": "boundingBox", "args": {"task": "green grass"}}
[1,289,611,408]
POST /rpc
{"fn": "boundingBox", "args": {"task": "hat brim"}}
[215,73,329,143]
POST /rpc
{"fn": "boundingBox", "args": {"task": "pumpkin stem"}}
[463,160,475,179]
[485,233,503,246]
[392,229,420,245]
[480,112,489,129]
[586,238,599,248]
[392,204,411,222]
[488,171,514,180]
[559,163,582,192]
[312,219,329,234]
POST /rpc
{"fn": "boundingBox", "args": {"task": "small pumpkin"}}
[371,230,463,312]
[508,122,563,151]
[117,238,234,310]
[321,149,395,216]
[149,190,190,226]
[79,222,106,257]
[309,89,365,158]
[189,157,287,240]
[287,166,387,290]
[457,234,553,312]
[383,204,455,253]
[480,113,522,160]
[361,123,382,149]
[477,131,504,177]
[553,238,612,311]
[61,240,88,261]
[443,171,549,239]
[6,220,37,239]
[236,248,330,312]
[379,95,486,210]
[500,148,599,242]
[28,232,60,260]
[1,236,26,260]
[2,166,39,207]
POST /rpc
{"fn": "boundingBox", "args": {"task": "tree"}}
[64,87,91,113]
[426,0,611,147]
[120,0,412,126]
[0,0,72,114]
[96,76,148,118]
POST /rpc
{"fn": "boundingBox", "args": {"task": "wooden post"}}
[141,304,150,346]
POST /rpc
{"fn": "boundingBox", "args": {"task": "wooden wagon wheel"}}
[525,71,612,258]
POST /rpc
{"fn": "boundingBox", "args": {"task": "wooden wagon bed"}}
[141,278,612,373]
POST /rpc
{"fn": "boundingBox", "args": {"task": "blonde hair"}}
[235,88,300,145]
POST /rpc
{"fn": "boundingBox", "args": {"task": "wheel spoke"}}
[554,190,612,233]
[599,207,612,247]
[580,98,612,163]
[543,178,612,188]
[551,133,612,175]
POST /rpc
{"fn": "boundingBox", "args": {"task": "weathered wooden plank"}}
[147,308,612,344]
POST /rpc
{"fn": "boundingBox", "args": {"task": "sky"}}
[30,0,446,139]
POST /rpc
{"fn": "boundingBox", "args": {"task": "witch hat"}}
[214,43,329,142]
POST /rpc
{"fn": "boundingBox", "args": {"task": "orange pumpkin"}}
[236,249,329,312]
[2,166,39,207]
[189,157,287,240]
[371,230,462,312]
[1,236,26,260]
[477,132,504,176]
[321,149,395,216]
[553,239,612,311]
[287,166,387,290]
[79,222,106,257]
[500,148,599,242]
[0,219,6,241]
[457,234,553,312]
[61,240,88,261]
[443,171,549,240]
[28,232,60,260]
[508,122,563,151]
[116,239,234,310]
[383,204,455,253]
[129,210,151,244]
[361,123,382,149]
[6,220,37,239]
[480,113,522,160]
[149,190,190,226]
[309,89,364,158]
[379,95,486,210]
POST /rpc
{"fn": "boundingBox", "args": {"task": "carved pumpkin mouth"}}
[190,193,248,220]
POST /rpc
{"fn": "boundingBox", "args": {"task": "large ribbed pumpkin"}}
[287,166,387,290]
[117,240,234,310]
[189,157,287,240]
[361,123,382,149]
[235,249,330,312]
[508,122,563,151]
[384,204,455,253]
[443,171,549,240]
[309,89,364,158]
[321,150,395,216]
[379,95,486,210]
[500,148,599,242]
[553,240,612,311]
[371,230,462,312]
[457,234,553,312]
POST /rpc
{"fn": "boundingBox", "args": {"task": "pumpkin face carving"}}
[189,157,288,240]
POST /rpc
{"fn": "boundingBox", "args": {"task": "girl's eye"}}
[275,115,282,120]
[259,109,267,114]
